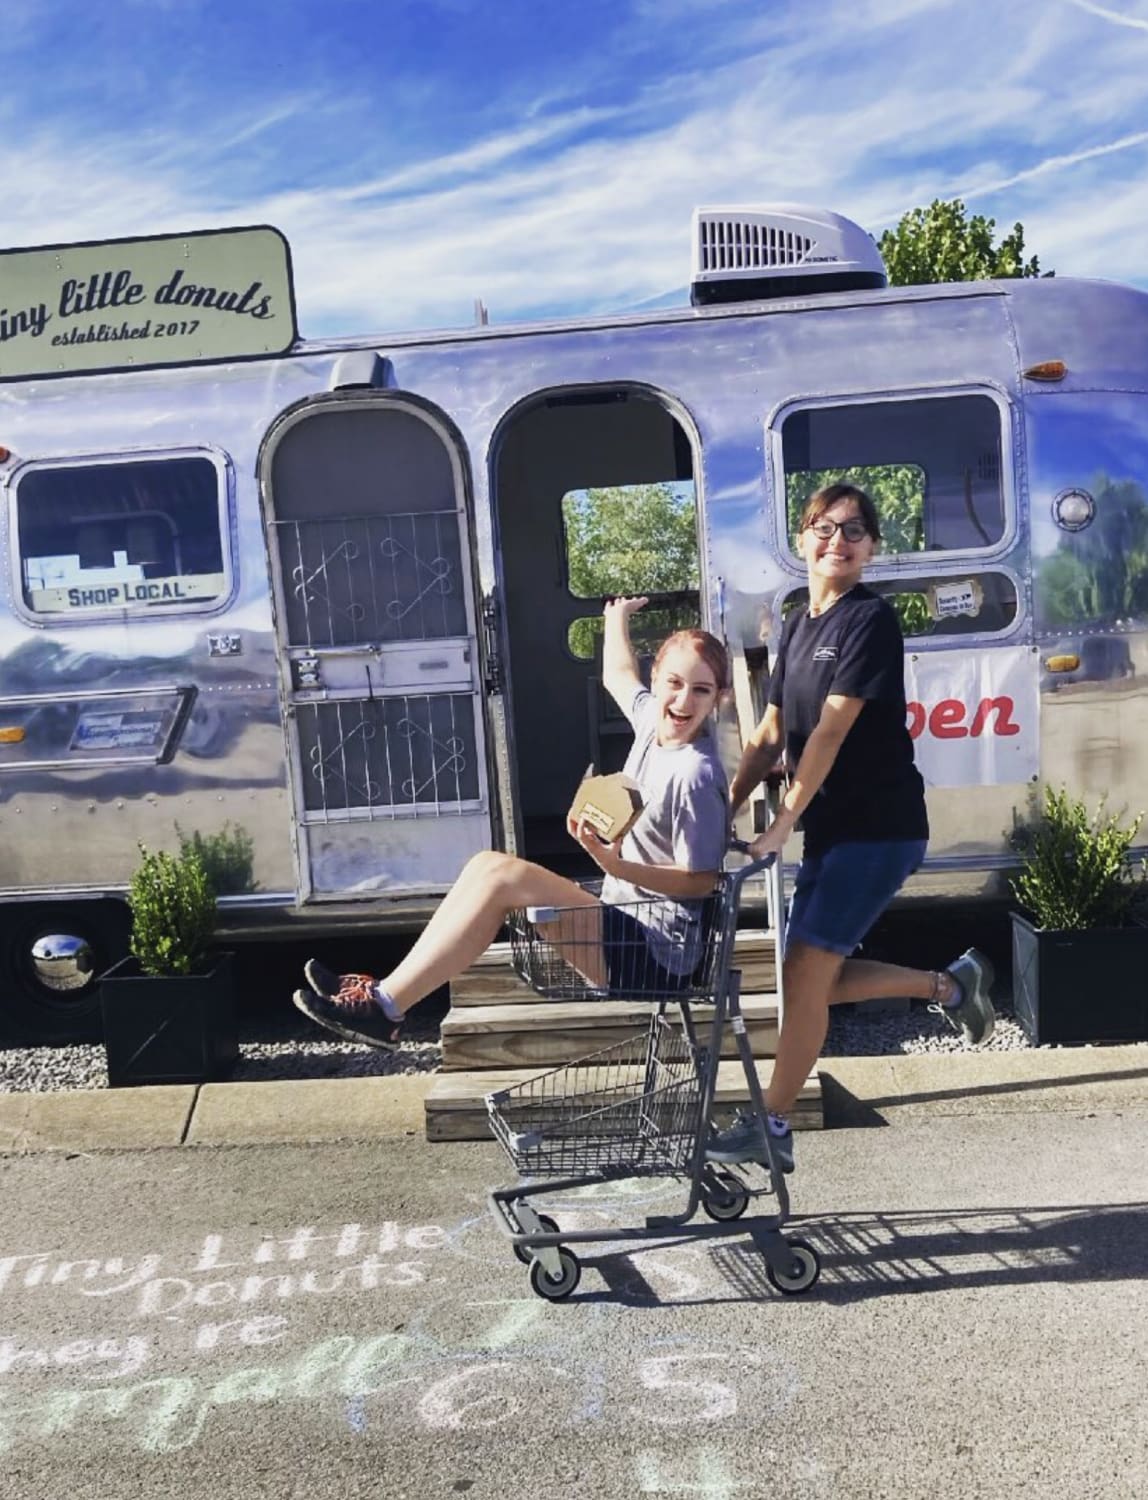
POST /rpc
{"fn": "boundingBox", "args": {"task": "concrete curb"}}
[820,1045,1148,1125]
[2,1045,1147,1153]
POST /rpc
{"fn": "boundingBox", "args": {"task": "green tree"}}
[1036,472,1148,627]
[564,482,700,657]
[878,199,1050,286]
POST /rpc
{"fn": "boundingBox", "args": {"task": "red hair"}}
[653,629,730,691]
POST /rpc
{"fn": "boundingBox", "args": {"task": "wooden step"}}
[425,1063,821,1141]
[450,927,777,1006]
[439,995,780,1072]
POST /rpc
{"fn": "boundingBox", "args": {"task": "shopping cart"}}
[485,846,821,1301]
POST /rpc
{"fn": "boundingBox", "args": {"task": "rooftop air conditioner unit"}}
[690,204,887,306]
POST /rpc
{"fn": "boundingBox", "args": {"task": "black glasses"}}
[806,517,870,542]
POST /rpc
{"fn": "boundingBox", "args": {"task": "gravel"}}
[0,992,1034,1094]
[0,1004,444,1095]
[823,999,1032,1056]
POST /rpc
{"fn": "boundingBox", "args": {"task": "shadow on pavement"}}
[822,1066,1148,1127]
[564,1201,1148,1306]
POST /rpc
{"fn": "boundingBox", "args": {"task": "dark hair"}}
[799,482,881,542]
[653,629,730,692]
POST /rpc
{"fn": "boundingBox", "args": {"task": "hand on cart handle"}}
[728,837,777,885]
[746,821,789,864]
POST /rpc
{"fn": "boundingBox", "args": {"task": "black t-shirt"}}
[768,584,928,856]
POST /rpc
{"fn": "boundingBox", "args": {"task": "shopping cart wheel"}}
[765,1239,820,1296]
[513,1214,561,1265]
[528,1248,581,1302]
[702,1171,750,1222]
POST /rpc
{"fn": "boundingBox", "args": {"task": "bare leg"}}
[765,941,844,1118]
[382,850,602,1013]
[765,951,961,1117]
[829,958,958,1006]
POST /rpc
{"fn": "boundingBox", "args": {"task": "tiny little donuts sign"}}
[906,644,1039,788]
[0,225,297,379]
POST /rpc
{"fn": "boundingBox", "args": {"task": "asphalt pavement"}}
[1,1111,1146,1499]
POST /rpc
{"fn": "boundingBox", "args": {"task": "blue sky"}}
[6,0,1148,337]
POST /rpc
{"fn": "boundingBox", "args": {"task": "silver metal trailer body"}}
[1,232,1147,1037]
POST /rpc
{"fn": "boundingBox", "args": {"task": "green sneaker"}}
[935,949,996,1045]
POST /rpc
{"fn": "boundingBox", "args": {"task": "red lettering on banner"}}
[969,696,1020,737]
[929,699,968,739]
[906,695,1021,740]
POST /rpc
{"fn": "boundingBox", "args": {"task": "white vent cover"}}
[691,204,886,301]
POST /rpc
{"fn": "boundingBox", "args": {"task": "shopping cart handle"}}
[727,839,777,884]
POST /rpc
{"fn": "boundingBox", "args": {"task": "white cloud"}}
[1062,0,1148,32]
[4,0,1148,334]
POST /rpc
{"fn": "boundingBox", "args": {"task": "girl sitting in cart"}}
[293,595,731,1050]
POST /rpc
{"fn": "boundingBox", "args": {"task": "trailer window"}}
[778,394,1006,555]
[566,600,701,661]
[782,570,1018,639]
[563,481,698,594]
[562,481,700,657]
[14,454,228,619]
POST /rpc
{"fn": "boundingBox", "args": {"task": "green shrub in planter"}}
[1010,788,1148,1045]
[1011,787,1146,931]
[101,842,237,1086]
[128,842,217,976]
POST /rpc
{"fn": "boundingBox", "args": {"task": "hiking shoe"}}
[293,964,402,1049]
[934,948,996,1046]
[706,1112,794,1174]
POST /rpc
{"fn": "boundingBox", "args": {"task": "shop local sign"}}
[0,225,297,379]
[906,644,1038,788]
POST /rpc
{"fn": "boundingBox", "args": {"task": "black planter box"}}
[1011,914,1148,1046]
[100,952,238,1088]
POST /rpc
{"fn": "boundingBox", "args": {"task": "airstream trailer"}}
[1,208,1145,1039]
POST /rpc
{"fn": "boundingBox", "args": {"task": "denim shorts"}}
[785,839,928,957]
[601,903,692,997]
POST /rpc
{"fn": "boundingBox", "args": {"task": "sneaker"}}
[305,958,362,1002]
[292,965,403,1049]
[706,1112,795,1173]
[934,948,996,1046]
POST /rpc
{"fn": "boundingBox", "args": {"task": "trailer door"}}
[260,397,491,900]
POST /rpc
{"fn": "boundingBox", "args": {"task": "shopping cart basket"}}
[486,847,822,1301]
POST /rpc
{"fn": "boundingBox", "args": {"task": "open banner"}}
[905,644,1039,788]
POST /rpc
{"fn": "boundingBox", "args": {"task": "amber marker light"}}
[1045,654,1080,673]
[0,726,25,743]
[0,446,11,462]
[1023,361,1067,381]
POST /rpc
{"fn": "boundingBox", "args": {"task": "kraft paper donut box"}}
[568,769,644,843]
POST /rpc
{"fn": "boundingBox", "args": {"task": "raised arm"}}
[600,595,648,713]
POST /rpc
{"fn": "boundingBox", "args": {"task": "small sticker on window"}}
[928,579,984,620]
[70,711,166,752]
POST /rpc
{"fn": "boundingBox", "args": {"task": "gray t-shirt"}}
[600,688,729,975]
